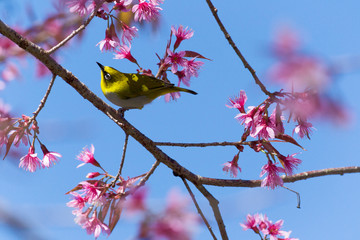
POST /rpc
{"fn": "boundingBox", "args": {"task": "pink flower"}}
[235,106,258,130]
[251,117,276,140]
[66,0,90,16]
[227,90,247,113]
[41,144,62,168]
[19,146,43,172]
[121,24,138,44]
[86,172,101,178]
[164,50,187,73]
[281,230,299,240]
[171,25,194,50]
[279,153,302,175]
[272,27,300,57]
[222,153,241,178]
[96,24,120,52]
[164,92,181,102]
[67,192,88,211]
[125,188,147,214]
[268,56,330,91]
[184,58,204,78]
[85,211,110,239]
[77,144,101,168]
[262,219,285,240]
[260,161,285,189]
[152,189,199,240]
[114,0,132,12]
[293,119,314,139]
[114,44,138,63]
[74,208,91,228]
[240,213,261,233]
[1,62,19,82]
[0,99,11,119]
[80,181,102,204]
[0,130,8,148]
[175,69,191,87]
[132,0,162,22]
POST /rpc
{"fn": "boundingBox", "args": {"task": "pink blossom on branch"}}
[241,213,298,240]
[67,192,88,212]
[96,24,120,52]
[293,119,314,139]
[222,153,241,178]
[66,0,90,16]
[77,144,101,168]
[171,25,194,50]
[114,44,138,64]
[121,23,138,44]
[184,58,204,79]
[279,153,302,176]
[132,0,163,22]
[164,49,187,73]
[151,189,199,240]
[260,161,285,189]
[19,146,43,172]
[85,211,110,239]
[41,144,62,168]
[226,90,247,113]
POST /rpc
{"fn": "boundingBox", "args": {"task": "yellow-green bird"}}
[97,62,197,110]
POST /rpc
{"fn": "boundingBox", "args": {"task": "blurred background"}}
[0,0,359,239]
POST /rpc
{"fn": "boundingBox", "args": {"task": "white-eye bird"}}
[97,62,197,110]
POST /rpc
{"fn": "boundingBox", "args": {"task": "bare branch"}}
[32,74,57,119]
[136,160,161,188]
[112,134,130,187]
[194,184,228,240]
[204,0,271,96]
[182,178,218,240]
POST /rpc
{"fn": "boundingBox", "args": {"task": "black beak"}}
[96,62,105,71]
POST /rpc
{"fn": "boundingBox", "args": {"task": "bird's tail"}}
[174,87,198,95]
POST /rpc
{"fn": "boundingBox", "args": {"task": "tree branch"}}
[194,184,228,240]
[182,178,218,240]
[204,0,271,96]
[46,1,103,55]
[32,74,56,119]
[198,166,360,187]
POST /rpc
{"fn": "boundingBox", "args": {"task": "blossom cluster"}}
[241,213,298,240]
[267,27,347,123]
[224,90,304,189]
[0,4,85,89]
[0,113,62,172]
[65,0,206,102]
[69,144,199,239]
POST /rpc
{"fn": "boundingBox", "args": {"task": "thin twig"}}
[182,178,217,240]
[194,184,228,240]
[136,160,160,188]
[204,0,271,96]
[112,134,129,186]
[46,1,104,54]
[32,74,56,119]
[282,185,301,208]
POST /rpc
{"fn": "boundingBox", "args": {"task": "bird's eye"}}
[104,72,111,81]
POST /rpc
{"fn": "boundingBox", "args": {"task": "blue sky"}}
[1,0,360,239]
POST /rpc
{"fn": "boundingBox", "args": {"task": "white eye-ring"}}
[104,72,111,81]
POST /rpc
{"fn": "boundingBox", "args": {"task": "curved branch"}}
[46,1,104,55]
[204,0,271,96]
